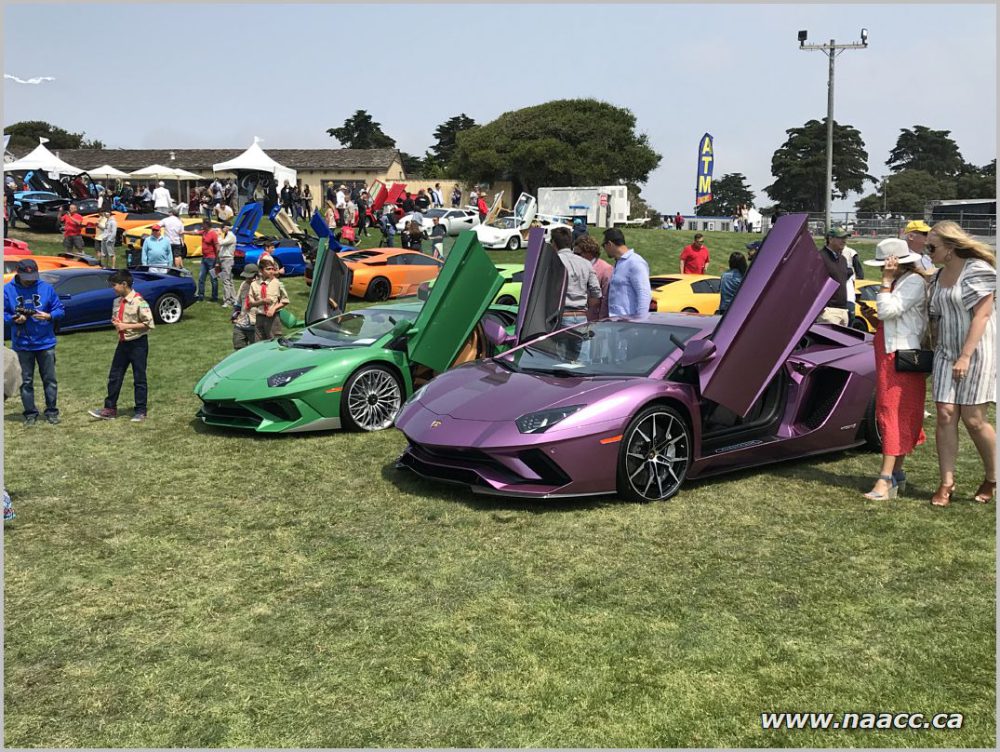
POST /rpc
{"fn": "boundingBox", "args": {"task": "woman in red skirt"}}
[861,238,929,499]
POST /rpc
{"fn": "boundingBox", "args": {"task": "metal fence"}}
[799,211,997,240]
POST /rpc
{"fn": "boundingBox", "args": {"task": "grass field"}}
[3,221,995,747]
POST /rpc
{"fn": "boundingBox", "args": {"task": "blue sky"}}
[3,3,996,214]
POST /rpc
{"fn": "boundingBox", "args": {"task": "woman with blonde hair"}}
[925,220,996,506]
[860,238,928,500]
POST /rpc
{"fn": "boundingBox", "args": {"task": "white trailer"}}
[537,185,630,228]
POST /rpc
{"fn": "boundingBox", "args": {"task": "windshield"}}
[488,216,519,230]
[289,307,419,348]
[497,321,700,377]
[422,208,447,219]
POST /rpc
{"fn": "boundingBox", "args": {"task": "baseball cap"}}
[15,258,39,282]
[827,226,852,239]
[240,263,259,279]
[904,220,931,234]
[151,224,162,230]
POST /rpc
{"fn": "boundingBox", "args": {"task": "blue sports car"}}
[232,202,355,277]
[3,266,196,337]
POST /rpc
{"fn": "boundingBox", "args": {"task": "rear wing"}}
[57,252,101,267]
[132,265,193,278]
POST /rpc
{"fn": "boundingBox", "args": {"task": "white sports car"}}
[395,207,481,236]
[474,192,571,250]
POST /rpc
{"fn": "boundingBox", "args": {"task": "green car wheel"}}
[341,364,404,431]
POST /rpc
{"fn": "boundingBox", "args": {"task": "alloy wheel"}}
[621,408,690,501]
[345,367,402,431]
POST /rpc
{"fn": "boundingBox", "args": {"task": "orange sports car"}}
[340,248,443,301]
[80,210,169,243]
[3,253,99,283]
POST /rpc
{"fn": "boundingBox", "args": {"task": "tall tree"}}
[886,125,964,177]
[452,99,660,195]
[428,114,477,170]
[694,173,755,217]
[4,120,104,153]
[326,110,396,149]
[399,152,425,178]
[765,118,874,212]
[955,159,996,199]
[854,169,955,214]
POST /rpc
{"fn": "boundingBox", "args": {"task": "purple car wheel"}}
[341,365,403,432]
[617,405,691,502]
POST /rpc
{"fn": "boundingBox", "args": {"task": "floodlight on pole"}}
[799,30,869,233]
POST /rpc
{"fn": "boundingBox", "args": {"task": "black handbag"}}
[895,349,934,373]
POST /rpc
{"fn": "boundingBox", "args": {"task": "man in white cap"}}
[152,181,173,214]
[902,219,935,274]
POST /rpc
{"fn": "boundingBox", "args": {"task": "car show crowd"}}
[2,169,996,516]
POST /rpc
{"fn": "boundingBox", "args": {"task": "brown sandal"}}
[931,484,955,507]
[973,480,996,504]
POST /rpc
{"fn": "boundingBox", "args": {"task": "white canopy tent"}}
[213,138,296,191]
[4,138,82,175]
[87,164,130,179]
[129,164,182,180]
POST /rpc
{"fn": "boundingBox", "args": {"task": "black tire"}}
[365,276,391,302]
[616,404,691,502]
[153,293,183,324]
[863,393,883,451]
[496,294,517,306]
[852,319,872,333]
[681,307,698,313]
[506,235,520,250]
[340,364,403,432]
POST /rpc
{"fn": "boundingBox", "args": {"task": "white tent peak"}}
[4,140,81,175]
[212,140,296,189]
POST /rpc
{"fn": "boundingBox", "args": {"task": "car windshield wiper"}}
[287,340,327,349]
[493,357,517,372]
[523,366,585,378]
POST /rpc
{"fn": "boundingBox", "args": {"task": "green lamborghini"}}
[193,233,512,433]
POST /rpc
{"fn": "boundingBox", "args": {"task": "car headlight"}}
[267,366,315,388]
[515,405,584,434]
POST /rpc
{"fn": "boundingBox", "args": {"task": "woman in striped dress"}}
[926,221,996,507]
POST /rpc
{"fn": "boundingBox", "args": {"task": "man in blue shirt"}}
[603,228,651,318]
[140,224,173,267]
[3,259,66,424]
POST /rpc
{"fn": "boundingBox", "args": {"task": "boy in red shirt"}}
[60,203,85,253]
[680,233,710,274]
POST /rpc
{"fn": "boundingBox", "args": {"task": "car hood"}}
[415,360,624,421]
[197,338,346,389]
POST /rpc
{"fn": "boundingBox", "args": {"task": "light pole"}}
[799,28,868,233]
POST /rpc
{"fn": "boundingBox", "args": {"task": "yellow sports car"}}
[123,218,262,258]
[649,274,722,313]
[853,279,882,333]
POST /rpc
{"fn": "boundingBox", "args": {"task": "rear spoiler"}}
[57,252,101,267]
[132,265,193,278]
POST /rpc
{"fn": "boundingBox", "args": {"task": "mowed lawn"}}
[2,222,995,747]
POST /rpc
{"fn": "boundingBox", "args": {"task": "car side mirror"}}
[677,338,716,367]
[390,318,413,338]
[482,319,515,348]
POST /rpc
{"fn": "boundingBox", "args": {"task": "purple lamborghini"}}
[394,215,879,502]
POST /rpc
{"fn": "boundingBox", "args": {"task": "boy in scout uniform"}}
[88,270,155,422]
[231,263,259,350]
[249,259,289,342]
